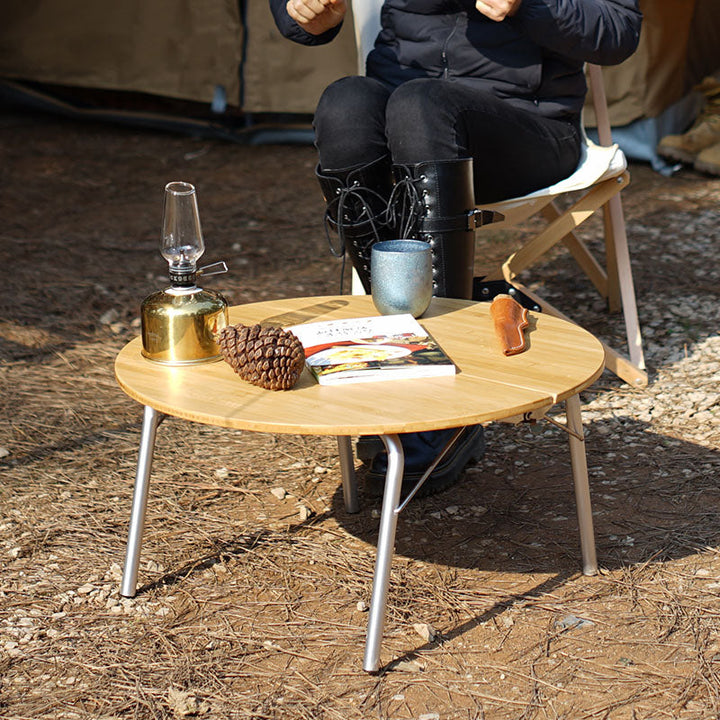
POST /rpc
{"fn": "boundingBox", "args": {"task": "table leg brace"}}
[120,405,164,598]
[363,433,404,673]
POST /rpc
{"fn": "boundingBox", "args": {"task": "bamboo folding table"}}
[114,294,605,672]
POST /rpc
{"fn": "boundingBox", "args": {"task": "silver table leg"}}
[565,394,598,576]
[120,405,164,597]
[363,433,404,673]
[337,435,359,514]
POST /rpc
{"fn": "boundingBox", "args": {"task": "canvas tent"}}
[0,0,357,141]
[0,0,718,161]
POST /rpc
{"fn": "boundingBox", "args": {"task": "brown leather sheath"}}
[490,294,529,356]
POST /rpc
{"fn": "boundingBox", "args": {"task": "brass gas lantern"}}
[140,181,229,364]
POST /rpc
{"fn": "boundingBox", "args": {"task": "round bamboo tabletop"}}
[115,295,605,436]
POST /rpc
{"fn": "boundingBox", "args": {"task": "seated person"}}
[270,0,641,496]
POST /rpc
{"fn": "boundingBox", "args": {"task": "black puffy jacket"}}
[270,0,641,120]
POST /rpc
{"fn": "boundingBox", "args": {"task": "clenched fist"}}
[286,0,347,36]
[475,0,522,21]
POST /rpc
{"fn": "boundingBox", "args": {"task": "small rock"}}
[214,467,230,479]
[298,505,312,521]
[270,487,286,500]
[99,308,120,325]
[167,688,210,717]
[555,614,594,631]
[392,658,425,672]
[0,447,9,458]
[419,714,440,720]
[413,622,437,642]
[356,600,368,612]
[77,584,95,595]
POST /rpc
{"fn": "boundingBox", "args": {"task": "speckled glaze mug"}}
[371,239,433,318]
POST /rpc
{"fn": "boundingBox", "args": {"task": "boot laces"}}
[323,183,389,259]
[388,175,425,239]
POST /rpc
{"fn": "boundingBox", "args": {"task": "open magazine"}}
[287,314,456,386]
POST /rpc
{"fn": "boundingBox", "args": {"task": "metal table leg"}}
[337,435,359,514]
[120,405,164,598]
[565,394,598,576]
[363,433,404,673]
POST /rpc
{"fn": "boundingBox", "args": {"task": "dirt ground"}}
[1,106,720,720]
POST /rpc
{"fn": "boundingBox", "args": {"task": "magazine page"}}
[287,314,456,385]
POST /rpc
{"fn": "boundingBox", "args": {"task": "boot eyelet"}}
[420,174,428,182]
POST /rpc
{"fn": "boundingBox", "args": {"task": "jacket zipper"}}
[441,15,462,79]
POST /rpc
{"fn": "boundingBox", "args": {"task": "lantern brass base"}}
[140,286,228,365]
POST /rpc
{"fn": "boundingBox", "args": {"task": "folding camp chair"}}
[349,0,647,388]
[475,65,646,388]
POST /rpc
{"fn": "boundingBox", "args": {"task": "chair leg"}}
[565,394,597,576]
[120,405,164,598]
[337,435,359,513]
[603,194,646,372]
[541,201,609,298]
[603,201,622,313]
[363,433,404,673]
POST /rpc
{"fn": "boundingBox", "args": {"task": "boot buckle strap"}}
[420,210,505,233]
[467,209,505,230]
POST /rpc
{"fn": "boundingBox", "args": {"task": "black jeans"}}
[314,76,582,203]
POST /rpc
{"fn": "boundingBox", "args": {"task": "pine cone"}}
[217,323,305,391]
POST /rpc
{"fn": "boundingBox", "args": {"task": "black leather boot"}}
[361,158,499,497]
[390,157,499,299]
[316,156,395,293]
